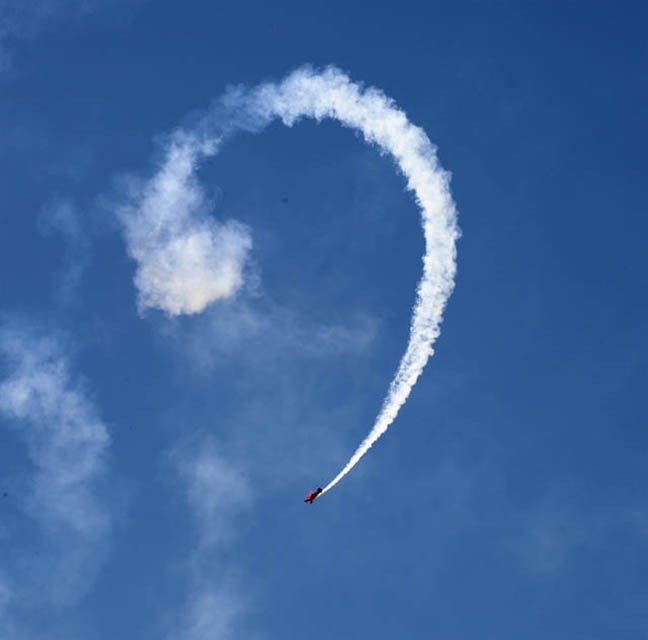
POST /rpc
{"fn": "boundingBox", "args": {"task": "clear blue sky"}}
[0,1,646,639]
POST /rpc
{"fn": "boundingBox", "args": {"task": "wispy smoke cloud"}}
[38,198,91,306]
[174,439,250,549]
[180,587,244,640]
[0,320,112,607]
[120,65,458,492]
[164,299,378,374]
[171,438,250,639]
[0,0,148,71]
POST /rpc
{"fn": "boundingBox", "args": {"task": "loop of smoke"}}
[119,66,459,494]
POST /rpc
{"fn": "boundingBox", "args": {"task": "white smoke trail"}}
[122,66,458,493]
[239,67,459,494]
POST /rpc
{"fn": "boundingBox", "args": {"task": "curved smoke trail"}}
[119,66,459,494]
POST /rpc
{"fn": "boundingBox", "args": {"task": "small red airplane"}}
[304,488,323,504]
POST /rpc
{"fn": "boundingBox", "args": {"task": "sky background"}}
[0,1,647,639]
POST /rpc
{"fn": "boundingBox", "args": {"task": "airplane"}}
[304,488,323,504]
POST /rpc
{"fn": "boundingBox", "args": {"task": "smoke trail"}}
[240,67,458,493]
[121,66,459,492]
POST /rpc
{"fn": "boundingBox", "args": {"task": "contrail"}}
[239,67,459,494]
[120,66,459,494]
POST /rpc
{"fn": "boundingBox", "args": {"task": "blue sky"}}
[1,1,647,639]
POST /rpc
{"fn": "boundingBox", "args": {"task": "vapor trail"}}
[241,68,459,493]
[121,66,459,493]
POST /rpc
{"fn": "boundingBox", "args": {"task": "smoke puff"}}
[118,137,252,316]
